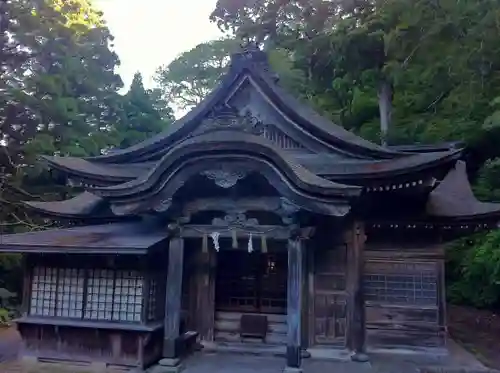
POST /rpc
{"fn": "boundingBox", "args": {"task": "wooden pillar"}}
[21,254,32,317]
[286,238,303,372]
[437,256,447,347]
[300,243,309,349]
[141,256,151,324]
[196,247,216,343]
[346,221,368,362]
[163,236,185,359]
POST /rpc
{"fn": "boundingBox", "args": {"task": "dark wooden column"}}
[196,247,216,343]
[21,255,32,317]
[163,236,185,359]
[286,238,304,371]
[346,221,368,362]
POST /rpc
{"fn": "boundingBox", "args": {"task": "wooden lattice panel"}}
[364,261,438,306]
[85,269,114,321]
[30,267,57,317]
[112,270,143,322]
[30,266,144,323]
[56,268,85,318]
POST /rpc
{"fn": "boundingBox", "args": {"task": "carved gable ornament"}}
[195,105,264,135]
[194,105,305,150]
[201,167,248,188]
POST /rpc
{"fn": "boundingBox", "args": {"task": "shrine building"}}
[1,47,499,372]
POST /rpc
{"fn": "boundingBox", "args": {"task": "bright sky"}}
[94,0,224,90]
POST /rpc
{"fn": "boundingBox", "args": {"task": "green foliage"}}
[109,72,174,149]
[154,38,239,112]
[473,158,500,202]
[446,232,500,308]
[0,308,12,326]
[209,0,500,308]
[1,0,123,232]
[210,0,500,148]
[0,0,172,234]
[0,0,173,301]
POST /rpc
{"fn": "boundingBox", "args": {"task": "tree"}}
[154,38,239,113]
[210,0,500,148]
[0,0,124,232]
[110,72,174,149]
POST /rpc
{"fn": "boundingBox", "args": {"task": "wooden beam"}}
[286,238,303,370]
[346,221,368,362]
[163,236,184,359]
[181,224,293,240]
[183,197,284,215]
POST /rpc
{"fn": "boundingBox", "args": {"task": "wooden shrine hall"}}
[2,46,500,372]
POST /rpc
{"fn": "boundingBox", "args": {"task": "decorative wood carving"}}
[182,197,301,220]
[277,197,301,224]
[201,167,248,188]
[195,105,265,136]
[212,213,259,228]
[153,198,172,213]
[263,124,305,150]
[194,104,306,150]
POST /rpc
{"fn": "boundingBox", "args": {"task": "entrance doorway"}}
[215,249,287,314]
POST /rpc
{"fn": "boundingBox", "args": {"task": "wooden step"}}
[215,330,287,345]
[215,319,287,335]
[215,311,287,324]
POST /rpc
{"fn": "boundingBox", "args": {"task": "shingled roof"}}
[39,47,462,188]
[427,161,500,219]
[18,48,495,224]
[0,221,168,254]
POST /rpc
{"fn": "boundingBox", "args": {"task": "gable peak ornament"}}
[231,40,279,81]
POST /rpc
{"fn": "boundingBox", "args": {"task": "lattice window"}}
[56,268,85,318]
[112,270,143,322]
[30,266,145,323]
[30,267,57,316]
[85,269,115,321]
[364,273,437,305]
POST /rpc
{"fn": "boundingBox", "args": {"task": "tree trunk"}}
[378,79,393,146]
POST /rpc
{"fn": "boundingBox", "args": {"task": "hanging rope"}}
[260,234,268,253]
[202,233,208,253]
[231,230,238,248]
[247,233,254,253]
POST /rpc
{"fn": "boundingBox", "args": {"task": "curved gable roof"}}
[90,131,361,199]
[84,131,361,217]
[84,49,411,164]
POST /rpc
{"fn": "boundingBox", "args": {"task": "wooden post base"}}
[351,351,370,363]
[157,358,185,373]
[283,367,303,373]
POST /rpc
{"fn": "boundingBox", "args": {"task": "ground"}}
[448,305,500,370]
[0,352,493,373]
[0,305,499,373]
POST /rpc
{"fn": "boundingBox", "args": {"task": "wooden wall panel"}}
[312,244,348,346]
[17,324,156,368]
[363,253,446,349]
